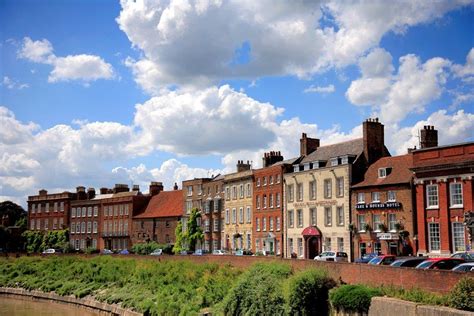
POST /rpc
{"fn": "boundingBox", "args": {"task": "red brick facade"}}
[28,189,76,232]
[412,142,474,256]
[253,163,285,256]
[202,175,224,252]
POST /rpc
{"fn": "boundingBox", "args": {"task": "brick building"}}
[411,127,474,256]
[132,188,183,245]
[28,189,76,232]
[351,154,416,259]
[69,187,101,250]
[253,151,293,256]
[284,118,390,260]
[202,175,224,252]
[223,161,254,252]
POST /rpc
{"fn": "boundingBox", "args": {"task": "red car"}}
[368,255,397,265]
[415,258,464,270]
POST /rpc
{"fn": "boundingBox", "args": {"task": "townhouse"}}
[411,127,474,256]
[28,189,76,232]
[202,175,225,252]
[253,151,295,256]
[351,154,416,258]
[284,118,390,261]
[223,161,254,252]
[132,185,183,245]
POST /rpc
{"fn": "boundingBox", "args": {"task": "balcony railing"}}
[101,231,129,237]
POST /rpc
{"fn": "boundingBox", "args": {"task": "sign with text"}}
[377,233,399,240]
[293,200,337,208]
[356,202,401,210]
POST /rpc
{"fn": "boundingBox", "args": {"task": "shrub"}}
[222,263,291,315]
[448,277,474,311]
[84,247,100,254]
[287,269,337,315]
[329,284,381,313]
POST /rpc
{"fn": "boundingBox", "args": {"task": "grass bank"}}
[0,256,471,315]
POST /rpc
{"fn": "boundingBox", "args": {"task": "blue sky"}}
[1,0,473,206]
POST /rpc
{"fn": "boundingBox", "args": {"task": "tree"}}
[0,201,27,251]
[187,208,203,252]
[0,201,27,227]
[173,220,185,254]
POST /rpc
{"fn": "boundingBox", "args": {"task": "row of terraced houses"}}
[27,118,474,261]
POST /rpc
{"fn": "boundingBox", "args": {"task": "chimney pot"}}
[420,125,438,149]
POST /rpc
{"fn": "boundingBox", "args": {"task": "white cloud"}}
[133,85,283,155]
[389,110,474,155]
[117,0,470,93]
[18,37,115,83]
[17,37,53,63]
[112,160,222,191]
[452,47,474,81]
[304,84,335,94]
[346,49,452,123]
[1,76,29,90]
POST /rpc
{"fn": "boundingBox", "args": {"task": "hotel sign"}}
[377,233,399,240]
[293,200,337,208]
[356,202,401,210]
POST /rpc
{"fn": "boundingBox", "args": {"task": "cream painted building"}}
[284,119,390,261]
[223,161,254,252]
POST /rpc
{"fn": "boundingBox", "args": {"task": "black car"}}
[390,257,428,267]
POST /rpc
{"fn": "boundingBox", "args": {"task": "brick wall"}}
[141,255,464,294]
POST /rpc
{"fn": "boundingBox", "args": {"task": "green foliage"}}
[329,284,382,313]
[287,269,337,315]
[22,229,69,253]
[379,285,448,306]
[448,277,474,311]
[173,220,185,254]
[0,201,27,227]
[222,263,291,315]
[0,255,242,315]
[187,208,204,252]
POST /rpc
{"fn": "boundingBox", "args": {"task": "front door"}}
[307,237,320,259]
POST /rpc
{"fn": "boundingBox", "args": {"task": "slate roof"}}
[134,190,183,219]
[301,138,364,164]
[352,154,413,188]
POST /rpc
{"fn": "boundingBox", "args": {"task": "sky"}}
[1,0,473,207]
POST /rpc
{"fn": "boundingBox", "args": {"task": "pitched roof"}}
[352,154,413,188]
[301,138,364,164]
[134,190,183,219]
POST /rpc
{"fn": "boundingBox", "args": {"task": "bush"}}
[84,247,100,254]
[448,277,474,311]
[287,269,337,315]
[222,263,291,315]
[329,285,381,313]
[131,241,169,255]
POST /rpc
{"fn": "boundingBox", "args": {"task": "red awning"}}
[302,226,321,237]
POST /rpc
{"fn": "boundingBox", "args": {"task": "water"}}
[0,297,100,316]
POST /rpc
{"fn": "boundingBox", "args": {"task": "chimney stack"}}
[132,184,140,192]
[113,184,129,194]
[236,160,251,172]
[420,125,438,149]
[149,181,163,196]
[262,151,284,168]
[363,118,385,165]
[87,187,96,200]
[76,186,87,200]
[39,189,48,196]
[300,133,320,156]
[99,187,108,195]
[174,182,179,190]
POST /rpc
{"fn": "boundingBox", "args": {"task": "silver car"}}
[314,251,348,262]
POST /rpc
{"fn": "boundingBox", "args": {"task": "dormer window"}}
[341,156,349,164]
[293,165,299,172]
[378,168,387,178]
[330,158,338,166]
[304,163,310,171]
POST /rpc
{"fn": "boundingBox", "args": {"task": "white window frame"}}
[428,222,440,252]
[357,193,365,204]
[452,222,465,252]
[449,182,463,207]
[297,209,303,227]
[324,206,332,226]
[387,191,396,202]
[246,206,251,223]
[426,184,439,208]
[378,168,387,178]
[309,181,316,200]
[371,192,380,203]
[357,214,366,232]
[388,213,397,232]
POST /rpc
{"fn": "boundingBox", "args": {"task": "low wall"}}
[0,287,141,316]
[141,255,465,294]
[369,297,472,316]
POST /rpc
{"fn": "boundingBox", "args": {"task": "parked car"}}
[450,251,474,262]
[212,249,226,255]
[42,248,57,255]
[354,253,378,264]
[119,249,130,255]
[101,249,113,255]
[234,249,243,256]
[452,262,474,272]
[193,249,203,256]
[390,257,428,268]
[150,249,163,256]
[368,255,397,265]
[415,258,464,270]
[314,251,348,262]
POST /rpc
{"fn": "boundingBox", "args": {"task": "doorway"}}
[307,237,320,259]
